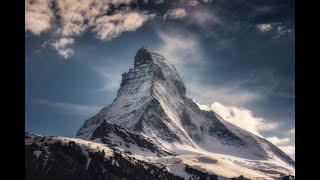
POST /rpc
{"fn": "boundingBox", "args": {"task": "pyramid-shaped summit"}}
[77,46,189,143]
[134,46,159,66]
[75,47,294,179]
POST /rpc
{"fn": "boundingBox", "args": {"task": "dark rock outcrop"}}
[26,135,183,180]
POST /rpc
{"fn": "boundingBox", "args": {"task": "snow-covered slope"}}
[25,133,185,180]
[71,47,294,179]
[26,132,292,180]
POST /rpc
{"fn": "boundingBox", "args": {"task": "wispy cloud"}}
[283,128,295,159]
[90,65,122,92]
[278,145,295,159]
[50,37,75,59]
[188,82,264,106]
[25,0,154,59]
[93,11,154,41]
[187,8,220,28]
[267,135,295,160]
[163,8,188,20]
[195,101,295,159]
[157,29,203,67]
[266,136,290,146]
[195,101,279,136]
[33,98,101,117]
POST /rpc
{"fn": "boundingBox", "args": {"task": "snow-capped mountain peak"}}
[74,47,294,179]
[77,46,191,145]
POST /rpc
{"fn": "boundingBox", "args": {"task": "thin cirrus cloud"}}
[188,10,219,28]
[157,30,203,66]
[33,98,101,117]
[90,65,122,92]
[188,82,264,106]
[25,0,155,59]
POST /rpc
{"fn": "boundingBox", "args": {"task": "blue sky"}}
[25,0,294,158]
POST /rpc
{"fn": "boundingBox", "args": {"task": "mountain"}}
[26,47,294,180]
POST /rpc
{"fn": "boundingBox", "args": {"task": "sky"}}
[25,0,295,159]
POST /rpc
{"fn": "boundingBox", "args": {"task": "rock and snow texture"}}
[76,47,294,179]
[25,133,186,180]
[77,47,193,146]
[29,47,295,179]
[26,132,283,180]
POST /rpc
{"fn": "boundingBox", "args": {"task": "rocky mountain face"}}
[26,47,295,180]
[77,47,192,146]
